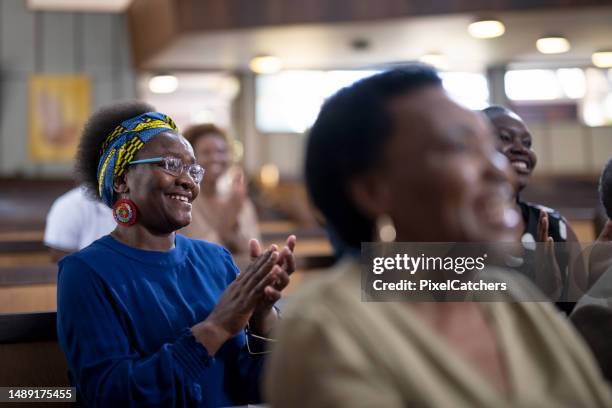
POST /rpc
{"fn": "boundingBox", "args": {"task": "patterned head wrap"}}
[96,112,178,207]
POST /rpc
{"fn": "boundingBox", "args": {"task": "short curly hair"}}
[182,123,230,149]
[75,100,155,201]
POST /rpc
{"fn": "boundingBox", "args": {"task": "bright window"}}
[256,70,489,133]
[505,68,586,101]
[582,68,612,127]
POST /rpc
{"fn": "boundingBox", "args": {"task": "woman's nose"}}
[510,136,528,153]
[176,171,197,189]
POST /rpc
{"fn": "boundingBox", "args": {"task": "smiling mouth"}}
[167,194,191,204]
[510,159,531,173]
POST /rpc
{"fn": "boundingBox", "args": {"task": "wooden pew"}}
[0,312,70,407]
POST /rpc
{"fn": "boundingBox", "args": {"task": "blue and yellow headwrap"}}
[97,112,178,207]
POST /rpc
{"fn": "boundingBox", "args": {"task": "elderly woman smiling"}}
[57,101,295,407]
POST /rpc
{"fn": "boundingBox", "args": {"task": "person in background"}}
[57,101,295,407]
[44,185,115,262]
[570,157,612,381]
[180,124,260,258]
[483,106,587,307]
[586,157,612,286]
[265,66,611,407]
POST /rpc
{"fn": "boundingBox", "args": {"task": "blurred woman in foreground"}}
[265,67,610,407]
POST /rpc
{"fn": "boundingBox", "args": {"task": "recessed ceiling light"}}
[468,19,505,39]
[592,50,612,68]
[148,75,178,94]
[249,55,282,74]
[536,36,570,54]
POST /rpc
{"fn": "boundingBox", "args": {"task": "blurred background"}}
[1,0,612,313]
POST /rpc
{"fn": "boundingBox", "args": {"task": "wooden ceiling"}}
[128,0,612,68]
[171,0,612,31]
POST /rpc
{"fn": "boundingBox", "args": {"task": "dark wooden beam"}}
[127,0,178,67]
[174,0,611,31]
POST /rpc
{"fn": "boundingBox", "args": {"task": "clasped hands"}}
[193,235,296,355]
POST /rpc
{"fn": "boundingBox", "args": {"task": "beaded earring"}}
[112,198,137,226]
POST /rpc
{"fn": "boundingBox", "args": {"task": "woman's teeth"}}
[169,195,189,202]
[511,161,528,170]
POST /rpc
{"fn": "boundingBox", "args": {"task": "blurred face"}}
[489,112,537,192]
[123,132,200,233]
[376,86,521,243]
[194,134,231,184]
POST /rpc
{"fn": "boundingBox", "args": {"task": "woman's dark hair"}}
[75,100,155,200]
[599,157,612,219]
[183,123,230,149]
[305,65,442,250]
[482,105,517,123]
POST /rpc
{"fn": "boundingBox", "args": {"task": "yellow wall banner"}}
[29,75,90,162]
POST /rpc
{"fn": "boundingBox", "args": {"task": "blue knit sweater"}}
[57,234,264,407]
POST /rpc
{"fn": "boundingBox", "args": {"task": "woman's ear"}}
[113,173,129,195]
[349,173,392,219]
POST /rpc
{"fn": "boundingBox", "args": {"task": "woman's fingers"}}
[537,210,550,242]
[285,235,297,252]
[243,251,279,293]
[275,235,296,275]
[546,236,555,256]
[272,268,290,291]
[249,267,283,304]
[277,246,296,275]
[249,238,262,260]
[263,286,282,303]
[237,248,274,284]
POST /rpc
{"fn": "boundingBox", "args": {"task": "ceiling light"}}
[536,36,570,54]
[249,55,282,74]
[148,75,178,94]
[592,50,612,68]
[468,19,505,39]
[419,53,449,71]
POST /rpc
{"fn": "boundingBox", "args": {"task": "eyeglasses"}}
[128,156,205,184]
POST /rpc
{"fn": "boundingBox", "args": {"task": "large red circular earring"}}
[112,198,137,226]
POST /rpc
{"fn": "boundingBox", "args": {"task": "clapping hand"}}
[535,210,563,299]
[248,235,297,335]
[193,248,281,355]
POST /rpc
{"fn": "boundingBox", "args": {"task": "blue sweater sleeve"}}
[57,256,211,407]
[217,247,268,404]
